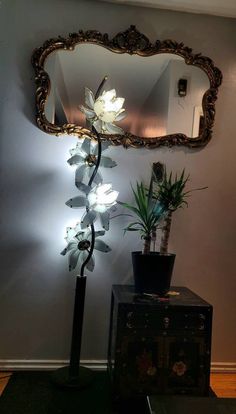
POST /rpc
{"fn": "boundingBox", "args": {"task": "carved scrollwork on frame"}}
[31,25,222,149]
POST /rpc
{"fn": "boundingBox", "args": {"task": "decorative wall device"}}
[32,26,222,148]
[178,79,188,97]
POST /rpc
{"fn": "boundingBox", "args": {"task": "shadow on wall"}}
[0,168,69,295]
[0,237,75,359]
[0,240,45,291]
[1,169,64,229]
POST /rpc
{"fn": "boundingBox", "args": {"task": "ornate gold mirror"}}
[32,26,222,148]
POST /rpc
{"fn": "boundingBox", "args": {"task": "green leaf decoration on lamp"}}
[80,210,97,229]
[65,196,87,208]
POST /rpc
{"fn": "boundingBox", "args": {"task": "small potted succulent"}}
[119,163,205,296]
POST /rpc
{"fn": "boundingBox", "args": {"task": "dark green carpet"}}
[0,371,149,414]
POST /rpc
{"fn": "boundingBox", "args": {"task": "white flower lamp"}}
[80,85,126,134]
[54,77,124,388]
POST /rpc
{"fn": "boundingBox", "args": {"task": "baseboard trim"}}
[211,362,236,373]
[0,359,107,371]
[0,359,236,373]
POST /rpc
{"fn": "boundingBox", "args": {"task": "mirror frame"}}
[32,25,222,149]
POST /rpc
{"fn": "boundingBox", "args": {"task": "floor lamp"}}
[52,77,125,387]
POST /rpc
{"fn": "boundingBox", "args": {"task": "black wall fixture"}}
[178,78,188,97]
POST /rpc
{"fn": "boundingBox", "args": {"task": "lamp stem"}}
[88,129,102,187]
[80,126,102,277]
[69,275,87,378]
[80,224,95,278]
[68,127,101,378]
[95,75,108,100]
[66,77,107,385]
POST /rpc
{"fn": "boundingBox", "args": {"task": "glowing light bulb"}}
[87,183,119,212]
[94,90,125,123]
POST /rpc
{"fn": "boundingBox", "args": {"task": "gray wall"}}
[0,0,236,365]
[149,62,170,136]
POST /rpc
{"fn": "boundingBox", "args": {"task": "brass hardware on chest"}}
[163,317,170,329]
[126,311,133,329]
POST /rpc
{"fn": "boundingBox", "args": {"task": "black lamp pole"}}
[52,77,107,387]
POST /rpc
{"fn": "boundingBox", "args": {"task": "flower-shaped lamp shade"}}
[87,183,119,213]
[80,87,126,135]
[94,90,125,123]
[65,183,118,230]
[67,136,117,187]
[61,228,111,272]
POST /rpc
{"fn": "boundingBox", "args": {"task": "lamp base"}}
[51,366,94,389]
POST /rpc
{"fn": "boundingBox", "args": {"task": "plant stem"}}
[151,228,157,252]
[160,211,172,255]
[143,236,151,255]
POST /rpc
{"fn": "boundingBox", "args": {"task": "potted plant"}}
[118,164,171,295]
[154,165,206,255]
[119,163,205,296]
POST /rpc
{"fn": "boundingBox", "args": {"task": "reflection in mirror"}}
[32,27,222,148]
[45,45,210,139]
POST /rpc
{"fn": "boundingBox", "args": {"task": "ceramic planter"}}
[132,251,176,296]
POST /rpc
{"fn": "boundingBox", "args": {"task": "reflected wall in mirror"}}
[32,26,222,148]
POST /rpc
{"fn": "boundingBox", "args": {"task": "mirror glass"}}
[44,44,210,139]
[33,26,222,147]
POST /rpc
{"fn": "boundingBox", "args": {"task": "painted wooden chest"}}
[107,285,212,398]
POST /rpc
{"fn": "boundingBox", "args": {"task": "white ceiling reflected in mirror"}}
[45,46,209,139]
[32,26,222,148]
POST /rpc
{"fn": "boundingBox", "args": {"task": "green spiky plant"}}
[118,163,206,256]
[154,165,206,254]
[118,171,166,255]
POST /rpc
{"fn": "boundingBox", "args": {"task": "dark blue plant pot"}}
[132,251,176,296]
